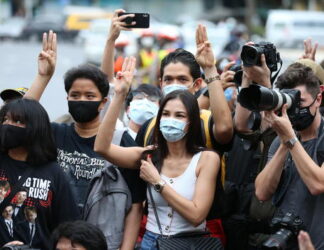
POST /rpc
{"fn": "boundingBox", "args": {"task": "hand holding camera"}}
[220,61,236,90]
[243,53,271,88]
[264,104,296,143]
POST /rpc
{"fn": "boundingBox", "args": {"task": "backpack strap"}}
[144,117,156,146]
[200,109,212,149]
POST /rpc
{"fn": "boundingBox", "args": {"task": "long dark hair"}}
[0,98,57,166]
[150,90,204,166]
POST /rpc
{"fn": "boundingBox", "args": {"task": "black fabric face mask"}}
[0,124,27,150]
[291,98,317,131]
[68,101,102,123]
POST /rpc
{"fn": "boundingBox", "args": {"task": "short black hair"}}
[64,64,109,99]
[276,63,321,98]
[160,48,201,80]
[51,221,108,250]
[125,83,162,108]
[0,98,57,166]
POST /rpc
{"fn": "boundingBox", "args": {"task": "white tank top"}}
[146,152,206,235]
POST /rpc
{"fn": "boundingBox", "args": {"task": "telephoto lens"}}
[238,84,300,116]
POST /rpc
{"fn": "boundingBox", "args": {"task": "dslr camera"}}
[262,212,305,250]
[231,42,281,86]
[238,84,301,119]
[241,42,280,71]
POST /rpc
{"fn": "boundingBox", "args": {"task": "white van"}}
[265,10,324,48]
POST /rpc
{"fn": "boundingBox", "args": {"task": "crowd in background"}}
[0,7,324,250]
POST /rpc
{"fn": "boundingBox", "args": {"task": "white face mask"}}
[129,99,159,125]
[141,37,154,48]
[162,84,188,96]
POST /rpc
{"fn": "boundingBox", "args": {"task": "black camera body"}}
[262,212,305,250]
[229,64,243,86]
[241,42,280,72]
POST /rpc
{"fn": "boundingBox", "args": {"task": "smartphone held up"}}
[118,12,150,28]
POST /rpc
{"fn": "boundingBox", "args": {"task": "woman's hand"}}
[140,155,161,184]
[195,24,215,70]
[38,30,57,78]
[108,9,134,42]
[114,56,136,95]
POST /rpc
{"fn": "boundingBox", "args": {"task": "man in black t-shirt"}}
[25,32,144,249]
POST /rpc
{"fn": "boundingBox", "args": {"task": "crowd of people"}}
[0,8,324,250]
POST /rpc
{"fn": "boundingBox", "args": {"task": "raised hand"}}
[114,56,136,95]
[195,24,215,69]
[38,30,57,77]
[108,9,134,42]
[300,38,318,61]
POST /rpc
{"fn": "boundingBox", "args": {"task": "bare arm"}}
[94,57,147,168]
[120,203,143,250]
[100,9,133,83]
[289,141,324,195]
[24,31,57,101]
[140,151,219,226]
[255,143,288,201]
[195,24,233,144]
[261,104,324,196]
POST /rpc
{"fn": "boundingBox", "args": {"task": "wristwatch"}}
[153,179,166,193]
[285,137,298,149]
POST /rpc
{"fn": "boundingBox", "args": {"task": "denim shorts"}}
[141,231,160,250]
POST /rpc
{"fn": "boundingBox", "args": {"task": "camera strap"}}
[270,58,283,84]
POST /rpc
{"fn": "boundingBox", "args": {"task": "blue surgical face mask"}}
[129,99,159,125]
[162,84,188,96]
[159,118,187,142]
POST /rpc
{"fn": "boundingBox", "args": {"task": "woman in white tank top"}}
[95,25,222,249]
[95,84,220,249]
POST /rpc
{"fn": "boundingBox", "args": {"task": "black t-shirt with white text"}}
[51,123,146,207]
[0,153,79,249]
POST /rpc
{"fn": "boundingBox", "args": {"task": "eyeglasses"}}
[132,91,160,102]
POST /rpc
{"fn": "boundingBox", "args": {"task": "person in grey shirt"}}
[255,62,324,249]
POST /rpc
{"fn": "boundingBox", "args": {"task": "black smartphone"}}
[118,12,150,28]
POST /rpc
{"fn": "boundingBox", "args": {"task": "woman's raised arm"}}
[94,57,147,169]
